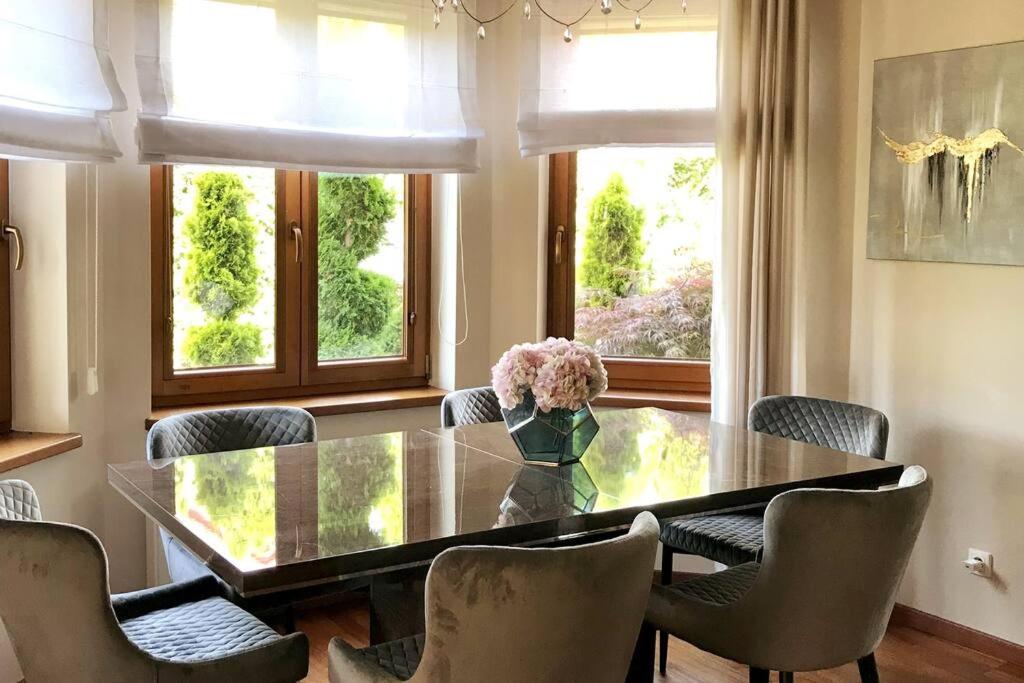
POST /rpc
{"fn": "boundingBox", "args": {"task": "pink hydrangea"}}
[491,338,607,412]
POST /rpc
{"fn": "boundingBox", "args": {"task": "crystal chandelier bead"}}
[433,8,441,27]
[477,23,486,39]
[563,25,573,42]
[524,0,531,19]
[600,0,612,14]
[682,0,688,12]
[452,0,459,11]
[634,12,641,29]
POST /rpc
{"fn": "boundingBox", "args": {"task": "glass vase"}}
[501,390,600,466]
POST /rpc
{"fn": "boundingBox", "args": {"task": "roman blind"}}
[0,0,126,162]
[134,0,481,173]
[517,0,717,157]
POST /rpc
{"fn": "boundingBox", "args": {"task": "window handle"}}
[290,221,303,264]
[2,221,24,271]
[554,224,565,265]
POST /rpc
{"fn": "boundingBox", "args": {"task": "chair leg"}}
[659,547,673,675]
[626,621,656,682]
[748,668,770,683]
[857,653,880,683]
[779,673,794,683]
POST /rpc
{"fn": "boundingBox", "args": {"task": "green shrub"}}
[183,320,264,368]
[181,171,263,367]
[318,174,396,261]
[317,247,400,359]
[316,174,402,359]
[580,173,646,301]
[183,172,260,320]
[668,156,716,200]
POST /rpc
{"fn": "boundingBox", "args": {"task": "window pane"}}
[573,147,717,361]
[317,173,405,362]
[171,165,277,371]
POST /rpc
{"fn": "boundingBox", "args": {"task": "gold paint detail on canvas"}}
[880,128,1024,223]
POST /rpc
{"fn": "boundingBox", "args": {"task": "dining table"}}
[110,406,902,643]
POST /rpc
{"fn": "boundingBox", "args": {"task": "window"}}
[547,148,717,394]
[544,9,718,396]
[151,166,430,406]
[0,160,11,432]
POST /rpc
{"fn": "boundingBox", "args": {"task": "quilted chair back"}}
[148,406,317,460]
[734,466,932,672]
[748,395,889,459]
[0,479,41,521]
[440,387,502,429]
[412,512,660,683]
[0,519,153,681]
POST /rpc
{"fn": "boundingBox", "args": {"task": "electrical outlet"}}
[964,548,993,578]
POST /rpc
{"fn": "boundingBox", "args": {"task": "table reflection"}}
[173,446,279,571]
[497,464,600,527]
[165,432,622,573]
[581,410,711,510]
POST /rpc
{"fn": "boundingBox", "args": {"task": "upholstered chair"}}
[147,406,317,583]
[658,395,890,673]
[327,511,660,683]
[0,479,41,521]
[0,517,309,682]
[440,386,502,428]
[646,465,932,683]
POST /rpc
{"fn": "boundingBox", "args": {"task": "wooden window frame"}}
[0,160,11,433]
[151,166,431,408]
[546,152,711,395]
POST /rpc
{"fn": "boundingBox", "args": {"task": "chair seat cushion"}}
[120,596,281,663]
[661,513,765,566]
[665,562,761,606]
[356,634,426,681]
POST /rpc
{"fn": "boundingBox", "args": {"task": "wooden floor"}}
[296,599,1024,682]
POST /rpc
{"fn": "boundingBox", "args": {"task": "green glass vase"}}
[501,390,600,466]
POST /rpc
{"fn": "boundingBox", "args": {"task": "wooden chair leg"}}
[857,653,880,683]
[748,668,770,683]
[659,547,673,675]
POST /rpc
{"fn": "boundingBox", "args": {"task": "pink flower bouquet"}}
[491,338,608,413]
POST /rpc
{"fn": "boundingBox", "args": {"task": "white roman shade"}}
[517,0,717,157]
[0,0,126,162]
[135,0,481,173]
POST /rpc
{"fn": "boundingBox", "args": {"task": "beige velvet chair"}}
[328,511,660,683]
[0,513,309,682]
[646,466,932,682]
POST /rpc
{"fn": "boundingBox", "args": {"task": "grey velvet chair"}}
[646,465,931,683]
[0,479,41,521]
[327,511,660,683]
[440,386,502,428]
[147,406,317,583]
[0,495,309,681]
[658,394,890,672]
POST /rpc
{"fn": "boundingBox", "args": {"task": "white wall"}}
[9,163,70,433]
[846,0,1024,646]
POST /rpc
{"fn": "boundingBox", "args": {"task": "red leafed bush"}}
[574,259,712,361]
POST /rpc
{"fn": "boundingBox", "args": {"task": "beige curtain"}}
[712,0,809,425]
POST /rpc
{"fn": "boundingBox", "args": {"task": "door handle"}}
[290,221,303,264]
[554,224,565,265]
[2,221,24,271]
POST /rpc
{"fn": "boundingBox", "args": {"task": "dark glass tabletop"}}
[109,408,901,596]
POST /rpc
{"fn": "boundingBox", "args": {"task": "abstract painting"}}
[867,40,1024,265]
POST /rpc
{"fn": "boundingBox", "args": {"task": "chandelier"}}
[432,0,688,41]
